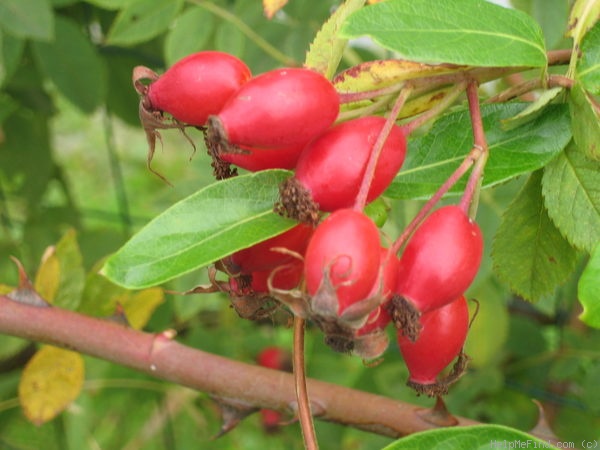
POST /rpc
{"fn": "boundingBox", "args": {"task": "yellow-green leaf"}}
[304,0,365,79]
[19,346,85,425]
[263,0,288,19]
[34,246,60,302]
[119,287,165,330]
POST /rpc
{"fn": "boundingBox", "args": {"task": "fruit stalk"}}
[353,86,412,211]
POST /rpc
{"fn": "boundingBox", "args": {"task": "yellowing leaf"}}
[334,59,463,94]
[19,346,85,425]
[0,284,14,295]
[263,0,288,19]
[119,287,165,330]
[34,246,60,303]
[567,0,600,43]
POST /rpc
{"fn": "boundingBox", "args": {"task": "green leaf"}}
[566,0,600,46]
[492,171,579,302]
[340,0,547,67]
[106,0,184,46]
[382,424,552,449]
[32,16,106,113]
[0,0,53,41]
[387,103,571,200]
[84,0,138,9]
[304,0,365,79]
[164,6,215,66]
[542,142,600,252]
[579,243,600,328]
[577,21,600,93]
[0,30,25,87]
[102,170,297,289]
[570,83,600,160]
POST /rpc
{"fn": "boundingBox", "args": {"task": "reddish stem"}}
[293,316,319,450]
[389,145,483,256]
[353,86,413,212]
[459,82,488,215]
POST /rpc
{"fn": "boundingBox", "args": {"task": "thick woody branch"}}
[0,294,479,438]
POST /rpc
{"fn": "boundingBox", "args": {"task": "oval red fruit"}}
[220,143,305,172]
[304,209,381,314]
[295,116,407,211]
[229,224,313,274]
[147,51,251,126]
[395,205,483,313]
[397,296,469,386]
[211,68,339,148]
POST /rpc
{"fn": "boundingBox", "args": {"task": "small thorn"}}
[530,399,559,443]
[210,396,258,439]
[416,396,459,427]
[7,257,50,307]
[106,303,131,326]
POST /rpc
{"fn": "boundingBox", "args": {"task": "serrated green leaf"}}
[492,172,578,302]
[304,0,365,79]
[340,0,547,67]
[106,0,184,46]
[542,143,600,252]
[164,6,214,66]
[102,170,297,289]
[0,0,53,41]
[387,103,571,200]
[577,21,600,93]
[32,16,106,113]
[579,243,600,328]
[570,83,600,160]
[383,424,551,450]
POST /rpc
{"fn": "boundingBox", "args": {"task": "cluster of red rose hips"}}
[134,51,484,395]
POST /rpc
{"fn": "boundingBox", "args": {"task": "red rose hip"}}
[277,116,406,224]
[304,209,381,315]
[142,51,251,126]
[395,205,483,314]
[208,68,339,149]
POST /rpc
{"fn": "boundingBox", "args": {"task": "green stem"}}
[191,0,298,67]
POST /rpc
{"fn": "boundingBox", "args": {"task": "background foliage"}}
[0,0,598,449]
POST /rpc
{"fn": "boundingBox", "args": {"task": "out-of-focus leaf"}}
[106,0,184,46]
[119,287,164,329]
[19,346,85,425]
[0,30,25,87]
[0,0,53,41]
[382,424,550,449]
[304,0,365,79]
[570,83,600,160]
[164,6,215,66]
[214,21,245,58]
[33,247,60,303]
[387,103,571,199]
[32,16,106,113]
[579,243,600,328]
[102,170,296,289]
[263,0,288,19]
[84,0,137,9]
[542,143,600,252]
[492,172,579,302]
[34,230,85,310]
[578,22,600,94]
[0,111,53,207]
[341,0,547,67]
